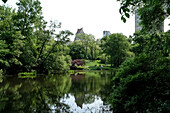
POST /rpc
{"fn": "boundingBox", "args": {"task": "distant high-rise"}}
[135,14,142,32]
[74,28,84,41]
[103,31,111,37]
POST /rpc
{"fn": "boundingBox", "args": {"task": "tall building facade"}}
[103,31,111,37]
[135,14,142,32]
[74,28,84,41]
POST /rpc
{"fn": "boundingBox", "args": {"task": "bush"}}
[44,55,71,73]
[109,33,170,112]
[110,54,170,112]
[71,59,85,66]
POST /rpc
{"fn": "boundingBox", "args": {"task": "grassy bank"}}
[77,60,115,70]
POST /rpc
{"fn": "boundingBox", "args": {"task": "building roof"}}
[76,28,83,34]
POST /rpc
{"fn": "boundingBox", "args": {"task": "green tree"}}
[101,33,134,67]
[110,32,170,112]
[68,40,85,60]
[0,1,73,74]
[94,39,101,60]
[14,0,44,72]
[87,34,95,60]
[0,6,24,74]
[77,33,96,59]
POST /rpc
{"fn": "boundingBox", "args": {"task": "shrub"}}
[109,33,170,112]
[71,59,85,66]
[44,55,71,73]
[110,54,170,112]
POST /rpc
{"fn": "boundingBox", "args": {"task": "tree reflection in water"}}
[0,71,114,113]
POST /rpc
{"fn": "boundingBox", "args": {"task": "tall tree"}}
[88,34,95,60]
[0,1,73,74]
[101,33,133,67]
[68,40,85,60]
[0,6,24,74]
[77,33,95,59]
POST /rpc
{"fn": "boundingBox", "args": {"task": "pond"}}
[0,70,115,113]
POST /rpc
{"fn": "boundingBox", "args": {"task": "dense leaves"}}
[69,33,101,60]
[68,40,85,60]
[117,0,169,32]
[0,1,72,74]
[101,33,134,67]
[110,33,170,112]
[110,1,170,112]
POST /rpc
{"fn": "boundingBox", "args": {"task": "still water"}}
[0,70,114,113]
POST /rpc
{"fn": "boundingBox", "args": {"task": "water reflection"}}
[0,71,114,113]
[60,94,111,113]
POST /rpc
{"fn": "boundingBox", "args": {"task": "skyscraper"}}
[74,28,84,41]
[135,14,142,32]
[103,31,111,37]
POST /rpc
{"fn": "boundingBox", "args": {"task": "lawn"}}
[84,60,113,70]
[85,60,105,67]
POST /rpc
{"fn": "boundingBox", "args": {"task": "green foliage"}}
[110,32,170,112]
[101,33,134,67]
[99,54,109,64]
[69,33,101,60]
[45,55,71,73]
[111,2,170,111]
[18,72,36,78]
[131,32,170,56]
[110,55,170,112]
[68,40,85,60]
[0,1,73,74]
[76,33,95,59]
[117,0,169,32]
[0,6,24,74]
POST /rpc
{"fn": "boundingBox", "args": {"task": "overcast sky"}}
[1,0,170,41]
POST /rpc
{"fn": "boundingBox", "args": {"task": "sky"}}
[0,0,170,41]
